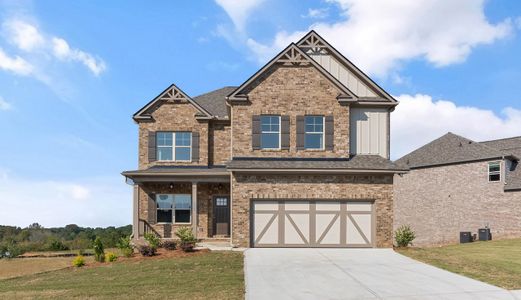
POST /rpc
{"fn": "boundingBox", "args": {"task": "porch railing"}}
[138,219,161,239]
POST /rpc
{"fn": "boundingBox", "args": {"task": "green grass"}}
[397,238,521,289]
[0,252,244,299]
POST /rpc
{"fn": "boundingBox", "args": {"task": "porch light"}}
[169,183,174,189]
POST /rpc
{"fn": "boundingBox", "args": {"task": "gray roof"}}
[227,155,407,172]
[396,132,521,191]
[122,166,228,177]
[193,86,236,119]
[395,133,512,169]
[479,136,521,191]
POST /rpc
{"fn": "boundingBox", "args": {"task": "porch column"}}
[132,184,139,239]
[192,182,198,238]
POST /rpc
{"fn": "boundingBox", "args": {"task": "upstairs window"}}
[305,116,324,149]
[156,132,191,161]
[488,162,501,182]
[260,116,280,149]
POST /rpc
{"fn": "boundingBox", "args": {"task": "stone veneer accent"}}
[138,101,209,169]
[138,182,230,238]
[231,173,394,248]
[394,160,521,246]
[231,64,350,158]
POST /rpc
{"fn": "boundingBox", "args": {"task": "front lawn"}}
[397,238,521,289]
[0,251,244,299]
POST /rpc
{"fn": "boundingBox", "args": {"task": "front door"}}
[213,196,230,236]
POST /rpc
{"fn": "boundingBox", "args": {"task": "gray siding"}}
[350,108,388,158]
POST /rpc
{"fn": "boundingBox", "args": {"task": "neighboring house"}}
[122,31,406,248]
[394,132,521,246]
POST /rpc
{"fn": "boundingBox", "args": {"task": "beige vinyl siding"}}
[309,53,377,98]
[350,108,388,158]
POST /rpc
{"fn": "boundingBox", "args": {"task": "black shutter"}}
[325,115,334,151]
[281,116,290,150]
[296,116,305,150]
[148,193,156,224]
[148,131,156,162]
[192,132,200,162]
[252,115,261,150]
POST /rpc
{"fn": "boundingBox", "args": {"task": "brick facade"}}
[231,64,350,158]
[231,173,394,247]
[209,121,232,165]
[138,182,230,238]
[394,160,521,246]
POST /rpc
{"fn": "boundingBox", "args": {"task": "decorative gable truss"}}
[227,43,357,104]
[133,83,213,121]
[297,31,397,104]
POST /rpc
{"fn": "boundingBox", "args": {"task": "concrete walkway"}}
[245,248,519,300]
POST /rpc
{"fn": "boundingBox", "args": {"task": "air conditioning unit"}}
[460,231,472,243]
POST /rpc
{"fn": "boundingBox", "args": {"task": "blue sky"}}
[1,0,520,228]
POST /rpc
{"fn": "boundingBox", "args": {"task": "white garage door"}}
[252,200,374,248]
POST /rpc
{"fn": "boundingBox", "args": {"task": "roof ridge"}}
[193,86,238,99]
[479,136,521,143]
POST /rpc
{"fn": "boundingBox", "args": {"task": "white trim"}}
[487,161,501,182]
[304,115,325,150]
[156,131,192,162]
[156,193,193,224]
[260,115,281,150]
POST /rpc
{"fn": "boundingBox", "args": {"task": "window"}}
[488,162,501,182]
[156,132,191,161]
[156,194,192,223]
[305,116,324,149]
[260,116,280,149]
[216,197,228,206]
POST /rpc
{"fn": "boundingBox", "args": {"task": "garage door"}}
[252,200,374,248]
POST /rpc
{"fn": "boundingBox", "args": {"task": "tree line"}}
[0,223,131,257]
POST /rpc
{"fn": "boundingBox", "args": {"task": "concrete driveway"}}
[245,248,519,300]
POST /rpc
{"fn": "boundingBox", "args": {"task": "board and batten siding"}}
[309,53,377,98]
[350,108,389,158]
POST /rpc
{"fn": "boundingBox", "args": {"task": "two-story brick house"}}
[122,31,407,248]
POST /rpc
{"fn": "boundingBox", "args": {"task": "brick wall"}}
[138,101,209,169]
[209,122,231,165]
[138,182,229,238]
[231,173,394,247]
[231,64,350,158]
[394,160,521,246]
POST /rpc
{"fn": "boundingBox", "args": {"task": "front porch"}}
[123,167,231,242]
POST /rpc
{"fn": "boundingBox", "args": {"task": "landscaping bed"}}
[397,238,521,289]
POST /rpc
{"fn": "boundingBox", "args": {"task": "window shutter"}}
[252,115,261,150]
[296,116,305,150]
[281,116,290,150]
[192,132,200,162]
[325,115,334,151]
[148,193,156,224]
[148,131,156,162]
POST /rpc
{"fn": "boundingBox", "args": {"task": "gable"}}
[133,84,213,121]
[227,43,357,104]
[297,31,396,103]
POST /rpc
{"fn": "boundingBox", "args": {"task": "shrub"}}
[93,237,105,262]
[175,227,197,252]
[144,233,160,249]
[137,245,156,257]
[47,239,69,251]
[395,225,416,247]
[162,240,177,251]
[72,255,85,267]
[106,252,117,262]
[116,236,134,257]
[1,243,23,258]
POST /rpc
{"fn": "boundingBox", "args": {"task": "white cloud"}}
[243,0,514,76]
[215,0,265,32]
[1,18,106,76]
[0,48,33,75]
[391,94,521,159]
[0,96,13,111]
[3,19,44,51]
[0,174,131,227]
[302,8,329,19]
[51,37,106,76]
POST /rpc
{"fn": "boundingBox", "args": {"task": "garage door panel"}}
[347,214,372,244]
[253,200,374,248]
[254,213,278,244]
[284,214,309,244]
